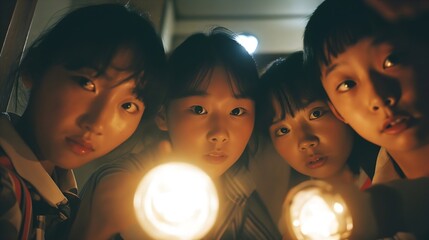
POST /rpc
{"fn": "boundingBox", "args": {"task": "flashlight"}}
[133,162,219,240]
[283,180,353,240]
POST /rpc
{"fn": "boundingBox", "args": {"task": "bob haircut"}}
[256,51,327,138]
[19,3,166,120]
[165,27,258,104]
[256,51,378,176]
[164,27,259,167]
[303,0,387,77]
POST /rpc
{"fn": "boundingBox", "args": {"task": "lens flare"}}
[134,162,219,240]
[284,180,353,240]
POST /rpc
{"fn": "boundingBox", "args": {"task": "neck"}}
[16,115,56,176]
[325,165,356,184]
[388,144,429,179]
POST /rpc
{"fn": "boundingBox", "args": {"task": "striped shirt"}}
[0,113,79,240]
[80,148,281,239]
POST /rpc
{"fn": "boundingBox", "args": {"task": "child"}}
[0,3,166,239]
[74,27,281,239]
[257,51,377,191]
[303,0,429,183]
[302,0,429,237]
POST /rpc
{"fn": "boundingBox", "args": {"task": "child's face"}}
[24,50,145,169]
[269,100,354,179]
[320,37,429,153]
[157,66,255,177]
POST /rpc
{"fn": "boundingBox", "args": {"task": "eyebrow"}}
[323,63,338,79]
[110,73,138,88]
[179,89,251,99]
[271,117,283,125]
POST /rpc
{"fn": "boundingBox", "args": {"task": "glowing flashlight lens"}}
[134,162,219,240]
[285,181,353,240]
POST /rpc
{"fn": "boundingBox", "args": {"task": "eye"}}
[275,127,290,137]
[309,109,326,120]
[230,107,246,116]
[336,80,356,93]
[190,105,207,115]
[383,52,401,69]
[75,76,96,92]
[121,102,139,114]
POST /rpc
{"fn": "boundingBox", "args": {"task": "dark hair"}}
[256,51,378,177]
[256,51,327,138]
[19,3,166,120]
[165,27,259,167]
[165,27,258,104]
[303,0,387,77]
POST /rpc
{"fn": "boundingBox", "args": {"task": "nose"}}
[207,116,229,144]
[79,97,113,135]
[371,96,396,111]
[297,126,319,151]
[368,70,400,112]
[208,129,229,143]
[298,137,319,151]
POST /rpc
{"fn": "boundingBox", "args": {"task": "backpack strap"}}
[0,155,33,240]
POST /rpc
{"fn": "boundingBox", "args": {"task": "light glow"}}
[285,180,353,240]
[134,162,219,240]
[235,33,258,54]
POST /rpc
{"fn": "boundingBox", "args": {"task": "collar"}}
[221,163,255,204]
[372,147,402,184]
[0,114,72,207]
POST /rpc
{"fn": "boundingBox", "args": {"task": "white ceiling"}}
[169,0,324,54]
[28,0,324,54]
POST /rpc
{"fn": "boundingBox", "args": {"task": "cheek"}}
[272,138,295,163]
[107,118,140,141]
[323,123,354,154]
[168,120,203,150]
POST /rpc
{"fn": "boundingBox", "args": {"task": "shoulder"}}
[0,156,28,240]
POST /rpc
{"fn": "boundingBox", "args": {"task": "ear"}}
[328,101,347,123]
[155,106,169,131]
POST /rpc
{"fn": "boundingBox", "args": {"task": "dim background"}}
[1,0,322,223]
[16,0,323,71]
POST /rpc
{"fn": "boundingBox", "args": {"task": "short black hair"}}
[165,27,258,104]
[19,3,166,120]
[257,51,378,177]
[303,0,387,77]
[256,51,327,138]
[165,27,259,168]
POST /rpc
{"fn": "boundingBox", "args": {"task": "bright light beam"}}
[134,162,219,240]
[284,180,353,240]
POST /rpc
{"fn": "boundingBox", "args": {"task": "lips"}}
[382,115,412,135]
[66,137,94,155]
[204,151,228,164]
[306,155,326,169]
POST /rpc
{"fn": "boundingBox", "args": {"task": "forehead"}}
[197,66,241,95]
[78,49,141,85]
[109,48,135,70]
[321,37,388,77]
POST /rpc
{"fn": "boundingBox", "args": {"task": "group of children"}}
[1,0,428,239]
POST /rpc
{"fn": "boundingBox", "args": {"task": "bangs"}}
[304,0,387,74]
[166,31,258,102]
[62,42,146,77]
[168,63,255,101]
[322,23,370,66]
[270,81,319,121]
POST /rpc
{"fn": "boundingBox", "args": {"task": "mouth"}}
[306,155,326,169]
[65,137,94,155]
[204,151,228,164]
[382,115,413,135]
